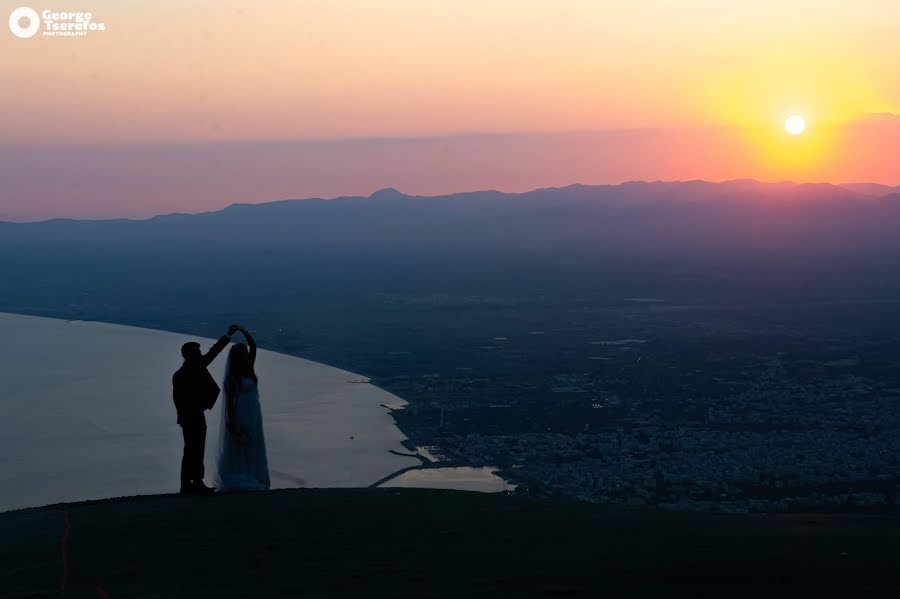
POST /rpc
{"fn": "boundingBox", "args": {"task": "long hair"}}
[224,343,257,399]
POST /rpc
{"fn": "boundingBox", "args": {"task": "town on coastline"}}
[387,351,900,514]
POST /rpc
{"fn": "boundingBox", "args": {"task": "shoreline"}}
[0,312,424,512]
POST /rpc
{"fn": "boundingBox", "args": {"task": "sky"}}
[0,0,898,220]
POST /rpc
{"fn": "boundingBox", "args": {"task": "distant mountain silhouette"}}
[839,183,900,197]
[1,180,898,255]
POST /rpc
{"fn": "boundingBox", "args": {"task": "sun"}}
[784,115,806,135]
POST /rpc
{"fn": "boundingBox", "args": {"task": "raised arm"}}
[202,325,239,367]
[238,326,257,367]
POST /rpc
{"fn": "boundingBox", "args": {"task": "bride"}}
[214,325,270,491]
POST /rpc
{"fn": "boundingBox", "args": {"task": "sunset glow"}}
[0,0,898,220]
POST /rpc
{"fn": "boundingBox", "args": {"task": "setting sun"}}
[785,115,807,135]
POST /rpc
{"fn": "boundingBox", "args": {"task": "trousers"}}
[180,421,207,486]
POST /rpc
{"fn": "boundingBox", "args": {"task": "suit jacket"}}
[172,335,231,426]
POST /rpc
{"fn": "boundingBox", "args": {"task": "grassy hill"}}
[2,488,899,597]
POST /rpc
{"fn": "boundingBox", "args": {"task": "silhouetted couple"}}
[172,324,269,495]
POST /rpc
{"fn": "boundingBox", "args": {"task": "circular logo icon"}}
[9,7,40,39]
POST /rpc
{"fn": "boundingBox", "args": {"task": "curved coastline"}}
[0,312,424,511]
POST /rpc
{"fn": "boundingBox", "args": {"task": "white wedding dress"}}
[214,376,270,491]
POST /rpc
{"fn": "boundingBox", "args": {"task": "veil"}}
[213,347,238,487]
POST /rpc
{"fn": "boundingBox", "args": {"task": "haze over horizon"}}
[2,176,899,224]
[1,0,898,220]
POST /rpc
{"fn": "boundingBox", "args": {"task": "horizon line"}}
[3,178,897,226]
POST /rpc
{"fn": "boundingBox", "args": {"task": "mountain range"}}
[2,180,898,257]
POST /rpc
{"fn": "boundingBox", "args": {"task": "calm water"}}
[0,313,509,511]
[384,467,514,493]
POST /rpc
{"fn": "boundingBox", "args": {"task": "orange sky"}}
[0,0,898,219]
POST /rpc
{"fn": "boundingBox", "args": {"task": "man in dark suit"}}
[173,324,238,495]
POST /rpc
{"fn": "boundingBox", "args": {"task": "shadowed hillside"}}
[2,489,899,597]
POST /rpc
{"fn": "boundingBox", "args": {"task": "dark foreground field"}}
[2,489,899,598]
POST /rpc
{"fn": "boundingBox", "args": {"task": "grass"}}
[2,488,899,597]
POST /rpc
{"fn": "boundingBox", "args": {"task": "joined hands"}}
[228,324,249,337]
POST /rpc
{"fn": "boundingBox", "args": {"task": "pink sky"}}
[1,1,898,220]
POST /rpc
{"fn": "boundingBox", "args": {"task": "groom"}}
[172,324,238,495]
